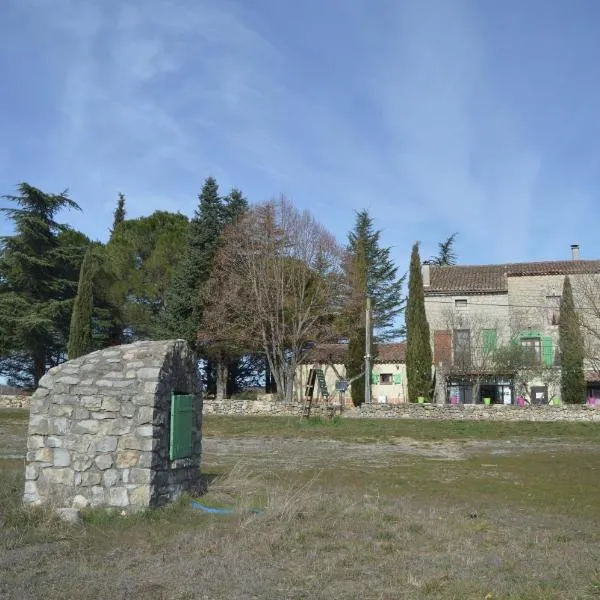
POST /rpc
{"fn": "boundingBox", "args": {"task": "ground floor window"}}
[447,377,514,405]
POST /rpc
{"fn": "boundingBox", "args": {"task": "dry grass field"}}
[1,410,600,599]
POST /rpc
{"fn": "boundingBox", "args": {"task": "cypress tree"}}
[405,243,432,402]
[559,275,586,403]
[68,248,94,359]
[111,193,126,235]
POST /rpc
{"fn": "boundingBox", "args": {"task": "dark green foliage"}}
[405,243,432,402]
[343,210,404,405]
[166,177,225,344]
[67,248,94,359]
[430,233,458,266]
[346,210,405,341]
[559,276,586,403]
[111,193,126,235]
[348,330,365,406]
[0,183,87,386]
[107,211,189,341]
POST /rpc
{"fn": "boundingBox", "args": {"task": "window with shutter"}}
[542,337,553,367]
[169,393,194,460]
[482,329,497,354]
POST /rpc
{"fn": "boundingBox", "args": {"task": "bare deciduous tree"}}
[202,198,345,402]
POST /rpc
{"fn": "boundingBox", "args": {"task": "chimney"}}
[571,244,580,260]
[422,261,431,287]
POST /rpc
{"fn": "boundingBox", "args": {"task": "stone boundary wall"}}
[0,395,31,409]
[204,399,600,422]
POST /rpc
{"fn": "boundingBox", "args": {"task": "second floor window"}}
[453,329,471,367]
[521,337,541,364]
[546,295,561,325]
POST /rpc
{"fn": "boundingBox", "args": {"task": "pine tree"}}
[343,210,405,406]
[405,243,432,402]
[68,248,94,359]
[0,183,86,386]
[166,177,224,344]
[559,275,586,403]
[431,233,458,266]
[111,193,126,235]
[222,188,248,226]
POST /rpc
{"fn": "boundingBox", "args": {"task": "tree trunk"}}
[215,357,228,400]
[33,351,46,388]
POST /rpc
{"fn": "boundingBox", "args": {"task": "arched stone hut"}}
[23,340,202,511]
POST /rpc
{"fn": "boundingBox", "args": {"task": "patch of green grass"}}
[204,414,600,442]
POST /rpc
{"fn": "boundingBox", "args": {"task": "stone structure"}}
[203,398,600,422]
[423,249,600,405]
[23,340,202,511]
[0,394,31,409]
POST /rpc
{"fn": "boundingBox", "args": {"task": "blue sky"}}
[1,0,600,273]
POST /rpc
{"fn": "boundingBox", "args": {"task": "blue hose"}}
[190,500,264,516]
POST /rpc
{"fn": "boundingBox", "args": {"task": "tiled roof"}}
[304,342,406,365]
[427,260,600,294]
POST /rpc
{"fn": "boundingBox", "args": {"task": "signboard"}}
[335,379,349,392]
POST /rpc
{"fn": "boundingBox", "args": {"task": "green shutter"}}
[169,393,194,460]
[372,372,380,385]
[393,372,402,384]
[482,329,497,353]
[542,337,553,367]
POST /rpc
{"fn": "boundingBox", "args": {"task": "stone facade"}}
[23,340,202,511]
[0,394,31,409]
[203,399,600,422]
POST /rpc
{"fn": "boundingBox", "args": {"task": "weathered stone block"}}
[72,494,89,509]
[46,435,62,448]
[81,471,102,486]
[90,486,105,507]
[90,411,118,420]
[50,417,69,435]
[44,468,74,485]
[29,415,49,435]
[34,447,53,462]
[27,435,45,450]
[73,407,90,420]
[99,419,132,436]
[72,419,100,434]
[81,396,101,410]
[129,486,150,506]
[25,464,39,480]
[116,450,138,468]
[138,368,161,380]
[73,457,93,472]
[23,481,40,505]
[50,404,73,417]
[109,487,129,507]
[95,436,118,453]
[137,451,153,468]
[103,469,120,487]
[95,454,113,470]
[55,375,80,385]
[136,406,154,425]
[136,425,154,438]
[53,448,71,467]
[120,402,136,418]
[129,468,152,484]
[101,398,121,412]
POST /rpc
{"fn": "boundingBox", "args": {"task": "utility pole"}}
[364,296,372,404]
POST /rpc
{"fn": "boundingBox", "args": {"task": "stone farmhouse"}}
[296,342,407,406]
[423,244,600,405]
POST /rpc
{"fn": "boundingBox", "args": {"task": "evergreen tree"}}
[111,193,126,235]
[166,177,223,344]
[343,210,405,406]
[222,188,248,226]
[431,233,458,266]
[559,275,586,403]
[0,183,86,386]
[68,248,94,359]
[405,243,432,402]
